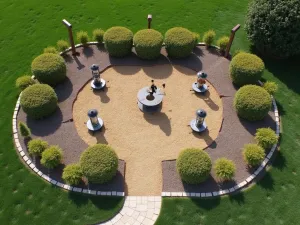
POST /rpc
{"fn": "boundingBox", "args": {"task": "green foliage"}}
[80,144,119,184]
[62,163,83,185]
[20,84,58,119]
[192,32,200,47]
[93,29,105,43]
[234,85,271,121]
[77,31,89,45]
[18,122,31,138]
[232,49,246,58]
[255,128,278,149]
[243,144,265,167]
[217,36,229,52]
[164,27,194,58]
[56,40,69,52]
[43,46,58,54]
[27,139,49,156]
[16,75,35,91]
[133,29,163,60]
[176,148,212,184]
[203,30,216,46]
[245,0,300,58]
[214,158,236,181]
[230,52,264,86]
[31,53,66,86]
[41,146,63,169]
[104,26,133,57]
[263,81,278,95]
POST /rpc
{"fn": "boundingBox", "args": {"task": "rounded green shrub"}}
[16,75,35,91]
[255,128,278,149]
[214,158,236,181]
[263,81,278,95]
[18,122,31,138]
[62,163,83,185]
[217,36,229,52]
[93,29,105,43]
[164,27,195,58]
[176,148,212,184]
[234,85,271,121]
[31,53,66,86]
[27,138,49,156]
[243,144,265,167]
[203,30,216,46]
[20,84,58,119]
[230,52,264,86]
[77,31,89,45]
[80,144,119,184]
[41,146,63,169]
[133,29,163,60]
[104,26,133,57]
[43,46,58,54]
[192,32,200,47]
[57,40,69,52]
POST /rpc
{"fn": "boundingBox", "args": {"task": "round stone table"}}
[86,118,104,131]
[192,83,208,94]
[137,87,164,113]
[190,119,207,133]
[91,78,106,90]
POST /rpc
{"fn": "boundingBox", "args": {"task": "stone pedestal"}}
[91,78,106,90]
[86,118,104,131]
[190,119,207,133]
[192,83,208,93]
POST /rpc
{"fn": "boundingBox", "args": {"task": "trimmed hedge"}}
[214,158,236,181]
[230,52,264,86]
[31,53,66,86]
[263,81,278,95]
[243,144,265,167]
[176,148,212,184]
[41,145,63,169]
[234,85,271,121]
[164,27,195,58]
[217,36,229,52]
[93,29,105,43]
[27,139,49,156]
[16,75,35,91]
[80,144,118,184]
[44,46,58,54]
[18,122,31,138]
[133,29,163,60]
[20,84,58,119]
[203,30,216,47]
[104,26,133,57]
[57,40,69,52]
[255,128,278,149]
[62,163,83,185]
[77,31,89,45]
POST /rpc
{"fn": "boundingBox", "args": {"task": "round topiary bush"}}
[27,138,49,156]
[20,84,58,119]
[16,75,36,91]
[93,28,105,43]
[243,144,265,167]
[80,144,119,184]
[77,31,89,45]
[103,26,133,57]
[43,46,58,54]
[245,0,300,58]
[263,81,278,95]
[217,36,230,52]
[41,145,63,169]
[230,52,264,86]
[31,53,66,86]
[57,40,69,52]
[176,148,212,184]
[164,27,195,58]
[133,29,163,60]
[255,127,278,149]
[203,30,216,47]
[62,163,83,185]
[234,85,271,121]
[214,158,236,181]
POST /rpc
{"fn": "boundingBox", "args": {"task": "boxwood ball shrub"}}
[234,85,271,121]
[80,144,118,183]
[77,31,89,45]
[93,28,105,43]
[214,158,236,181]
[16,75,35,91]
[243,144,265,167]
[176,148,212,184]
[43,46,58,54]
[203,30,216,47]
[230,52,264,86]
[57,40,69,52]
[28,139,49,157]
[41,145,63,169]
[164,27,195,58]
[133,29,163,60]
[31,53,66,86]
[20,84,58,119]
[255,128,278,149]
[18,122,31,138]
[217,36,230,52]
[263,81,278,95]
[62,163,83,185]
[104,26,133,57]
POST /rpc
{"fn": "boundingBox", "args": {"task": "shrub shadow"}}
[111,65,141,75]
[193,47,204,57]
[142,63,173,79]
[55,77,73,102]
[272,150,287,171]
[169,53,203,73]
[228,192,245,205]
[82,46,94,58]
[190,196,221,210]
[256,171,275,191]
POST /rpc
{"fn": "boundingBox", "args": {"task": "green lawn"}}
[0,0,299,224]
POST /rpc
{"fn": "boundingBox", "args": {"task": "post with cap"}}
[147,14,152,29]
[62,19,77,55]
[225,24,241,58]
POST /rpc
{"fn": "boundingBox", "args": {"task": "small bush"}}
[18,122,31,138]
[41,146,63,169]
[93,29,105,43]
[104,26,133,57]
[192,32,200,47]
[16,75,35,91]
[43,46,58,54]
[80,144,118,183]
[243,144,265,167]
[234,85,271,121]
[31,53,66,86]
[27,139,49,156]
[176,148,212,184]
[214,158,236,181]
[217,36,230,52]
[263,81,278,95]
[203,30,216,47]
[62,163,83,185]
[20,84,58,119]
[164,27,195,58]
[57,40,69,52]
[255,128,278,150]
[230,53,264,86]
[77,31,89,45]
[133,29,163,60]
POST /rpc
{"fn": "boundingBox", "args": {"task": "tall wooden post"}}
[147,14,152,29]
[225,24,241,58]
[62,19,77,55]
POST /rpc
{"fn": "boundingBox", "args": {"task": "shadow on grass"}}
[190,196,221,210]
[256,171,275,191]
[228,192,245,205]
[272,151,287,171]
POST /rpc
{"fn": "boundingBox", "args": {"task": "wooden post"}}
[225,24,241,58]
[62,19,77,56]
[147,14,152,29]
